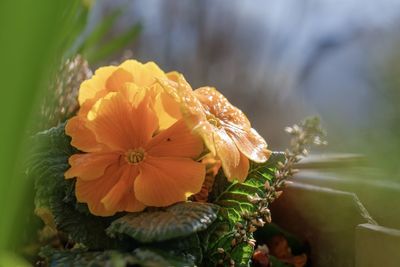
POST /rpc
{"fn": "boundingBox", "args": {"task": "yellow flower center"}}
[126,148,146,164]
[206,113,221,128]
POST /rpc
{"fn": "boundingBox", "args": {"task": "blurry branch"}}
[67,6,142,65]
[86,23,142,64]
[77,9,123,56]
[36,4,143,131]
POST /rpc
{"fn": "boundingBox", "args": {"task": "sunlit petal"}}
[78,66,117,105]
[75,163,122,216]
[65,116,105,153]
[226,127,271,163]
[146,119,203,158]
[101,165,145,212]
[86,92,158,151]
[105,68,133,91]
[229,152,250,183]
[120,60,165,87]
[213,128,241,180]
[135,157,205,207]
[65,152,119,180]
[194,87,251,128]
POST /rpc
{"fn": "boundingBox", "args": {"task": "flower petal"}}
[105,68,133,91]
[194,87,251,129]
[146,119,203,158]
[157,75,216,154]
[101,165,145,212]
[87,91,158,151]
[75,163,122,216]
[154,85,182,130]
[158,74,207,128]
[229,152,250,183]
[135,157,205,207]
[65,116,105,153]
[78,66,117,106]
[213,128,241,181]
[226,127,271,163]
[65,152,119,180]
[120,60,165,87]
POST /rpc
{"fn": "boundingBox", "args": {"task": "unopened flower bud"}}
[249,225,257,233]
[231,239,237,246]
[264,181,270,190]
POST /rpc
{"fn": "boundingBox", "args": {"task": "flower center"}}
[206,113,221,128]
[126,148,146,164]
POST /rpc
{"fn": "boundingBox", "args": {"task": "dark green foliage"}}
[214,152,285,227]
[269,255,290,267]
[151,234,202,266]
[107,202,219,243]
[28,122,286,266]
[28,123,118,250]
[40,246,195,267]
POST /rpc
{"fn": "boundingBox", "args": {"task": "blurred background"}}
[1,0,400,265]
[86,0,400,159]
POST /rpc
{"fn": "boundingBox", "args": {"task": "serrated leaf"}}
[250,151,286,170]
[107,202,219,243]
[27,123,118,249]
[231,242,253,267]
[203,152,285,266]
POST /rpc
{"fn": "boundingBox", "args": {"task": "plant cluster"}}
[27,58,325,267]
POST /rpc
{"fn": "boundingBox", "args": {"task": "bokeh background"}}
[1,0,400,265]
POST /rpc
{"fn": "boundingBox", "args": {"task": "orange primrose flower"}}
[159,74,271,182]
[66,60,182,153]
[65,71,205,216]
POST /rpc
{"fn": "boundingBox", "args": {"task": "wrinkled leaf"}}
[153,234,202,265]
[28,123,118,249]
[107,202,219,243]
[40,247,194,267]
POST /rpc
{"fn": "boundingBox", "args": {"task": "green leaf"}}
[231,242,253,267]
[202,152,285,266]
[107,202,219,243]
[132,248,196,267]
[153,234,202,265]
[28,123,119,250]
[28,123,77,212]
[40,247,194,267]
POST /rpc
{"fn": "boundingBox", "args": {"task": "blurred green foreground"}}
[0,0,86,264]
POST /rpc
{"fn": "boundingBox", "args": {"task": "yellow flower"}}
[66,60,181,152]
[64,62,205,216]
[158,74,271,182]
